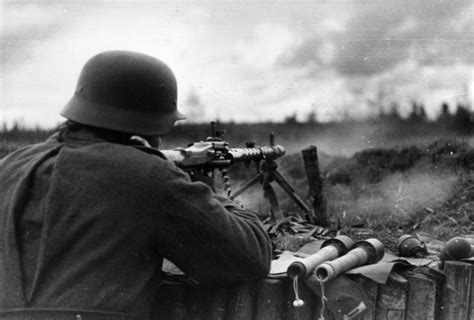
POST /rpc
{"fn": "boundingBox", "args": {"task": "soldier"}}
[0,51,272,319]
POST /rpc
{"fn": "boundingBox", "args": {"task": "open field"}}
[1,119,473,251]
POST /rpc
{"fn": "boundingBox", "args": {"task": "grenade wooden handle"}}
[287,235,354,279]
[314,238,384,283]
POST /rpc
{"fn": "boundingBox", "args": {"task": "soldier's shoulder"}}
[103,143,184,175]
[1,136,59,165]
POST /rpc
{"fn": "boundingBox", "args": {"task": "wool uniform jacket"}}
[0,129,272,318]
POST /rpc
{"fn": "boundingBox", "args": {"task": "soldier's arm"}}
[155,165,272,284]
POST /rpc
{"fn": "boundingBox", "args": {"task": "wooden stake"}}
[302,146,329,226]
[227,282,256,320]
[374,273,408,320]
[439,261,472,320]
[353,276,378,320]
[470,262,474,320]
[151,280,187,320]
[205,286,228,320]
[406,275,437,320]
[254,278,285,320]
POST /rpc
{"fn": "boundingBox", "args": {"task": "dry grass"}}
[275,140,474,252]
[273,234,315,252]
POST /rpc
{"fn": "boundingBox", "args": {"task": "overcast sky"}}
[1,0,473,128]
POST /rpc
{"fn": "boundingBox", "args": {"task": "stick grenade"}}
[314,238,385,283]
[288,236,355,308]
[287,235,355,280]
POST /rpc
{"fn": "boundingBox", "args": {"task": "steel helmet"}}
[61,50,185,136]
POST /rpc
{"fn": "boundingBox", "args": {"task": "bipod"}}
[230,134,311,222]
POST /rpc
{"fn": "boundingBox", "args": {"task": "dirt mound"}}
[327,140,472,250]
[326,140,472,185]
[229,139,473,252]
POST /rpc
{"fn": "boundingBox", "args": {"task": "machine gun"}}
[161,122,311,221]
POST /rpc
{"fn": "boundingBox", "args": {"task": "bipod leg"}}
[262,178,284,221]
[231,173,262,199]
[272,170,314,220]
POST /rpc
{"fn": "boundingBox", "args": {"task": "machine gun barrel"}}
[160,144,285,170]
[227,145,285,162]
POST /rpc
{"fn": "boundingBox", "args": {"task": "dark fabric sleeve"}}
[154,164,272,285]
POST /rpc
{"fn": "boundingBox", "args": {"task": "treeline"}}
[286,101,473,135]
[0,123,54,144]
[379,101,472,135]
[1,101,472,153]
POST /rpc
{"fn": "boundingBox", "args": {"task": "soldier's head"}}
[61,50,185,139]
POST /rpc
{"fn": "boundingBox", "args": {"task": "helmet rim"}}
[61,92,185,136]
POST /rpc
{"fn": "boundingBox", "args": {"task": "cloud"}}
[1,1,214,127]
[1,2,70,70]
[281,0,473,76]
[1,1,472,128]
[232,23,298,69]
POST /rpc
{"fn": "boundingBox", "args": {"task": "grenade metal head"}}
[439,237,472,262]
[398,235,426,257]
[321,235,355,255]
[354,238,385,264]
